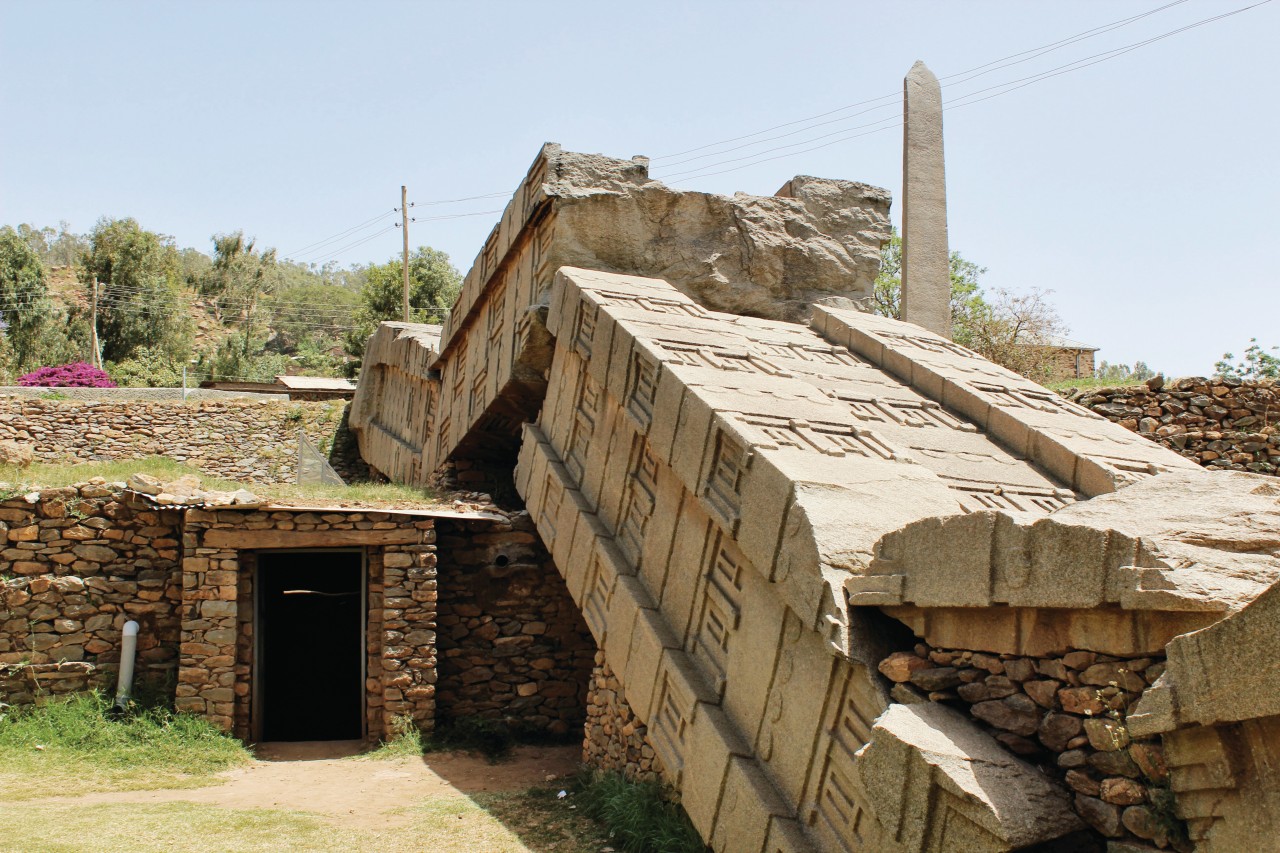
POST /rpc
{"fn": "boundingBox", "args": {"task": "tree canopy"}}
[1216,339,1280,381]
[0,226,78,373]
[872,230,1067,382]
[80,217,193,363]
[342,246,461,372]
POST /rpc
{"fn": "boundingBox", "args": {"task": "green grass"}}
[572,769,706,853]
[0,692,251,800]
[0,456,443,508]
[0,790,610,853]
[362,714,429,761]
[0,802,374,853]
[1043,376,1143,393]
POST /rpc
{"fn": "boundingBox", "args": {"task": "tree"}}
[872,229,988,346]
[200,231,283,357]
[80,217,193,363]
[963,287,1068,383]
[1097,361,1156,384]
[0,226,78,373]
[15,222,89,268]
[872,230,1067,381]
[1216,338,1280,381]
[342,247,461,373]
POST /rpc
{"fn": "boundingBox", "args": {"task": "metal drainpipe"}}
[114,620,140,711]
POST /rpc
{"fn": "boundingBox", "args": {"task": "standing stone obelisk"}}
[901,61,951,339]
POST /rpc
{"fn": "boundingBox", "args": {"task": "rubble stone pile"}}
[434,511,594,734]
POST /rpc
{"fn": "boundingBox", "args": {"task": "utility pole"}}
[90,279,101,369]
[401,185,410,322]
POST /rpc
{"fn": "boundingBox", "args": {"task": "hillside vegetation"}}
[0,220,461,386]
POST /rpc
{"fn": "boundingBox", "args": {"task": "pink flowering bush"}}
[18,362,117,388]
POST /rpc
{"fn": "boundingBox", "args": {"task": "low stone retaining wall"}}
[880,644,1185,849]
[0,397,368,484]
[435,513,594,734]
[0,386,277,402]
[0,484,183,707]
[1063,377,1279,475]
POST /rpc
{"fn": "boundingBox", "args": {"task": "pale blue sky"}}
[2,0,1276,376]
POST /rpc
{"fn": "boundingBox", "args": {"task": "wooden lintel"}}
[201,527,423,550]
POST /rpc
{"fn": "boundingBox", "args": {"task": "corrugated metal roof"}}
[274,375,356,391]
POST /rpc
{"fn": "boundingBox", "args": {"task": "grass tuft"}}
[0,691,251,800]
[572,769,706,853]
[424,716,518,763]
[363,713,427,760]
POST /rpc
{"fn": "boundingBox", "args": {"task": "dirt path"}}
[23,742,584,831]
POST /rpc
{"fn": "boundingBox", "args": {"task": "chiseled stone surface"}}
[1124,579,1280,852]
[855,702,1085,851]
[349,144,891,491]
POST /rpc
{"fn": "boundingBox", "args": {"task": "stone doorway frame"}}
[250,547,368,744]
[178,507,441,743]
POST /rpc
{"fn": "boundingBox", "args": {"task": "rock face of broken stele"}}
[348,143,893,486]
[348,145,1280,853]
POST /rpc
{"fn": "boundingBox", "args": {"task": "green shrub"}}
[424,715,517,762]
[573,769,706,853]
[107,346,185,387]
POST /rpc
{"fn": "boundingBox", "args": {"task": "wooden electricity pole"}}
[90,279,101,369]
[401,185,410,322]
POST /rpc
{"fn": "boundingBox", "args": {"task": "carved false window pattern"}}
[693,533,743,693]
[704,430,746,528]
[618,439,658,563]
[627,350,659,427]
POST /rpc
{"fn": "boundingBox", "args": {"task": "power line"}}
[404,209,505,224]
[647,0,1194,165]
[657,0,1270,184]
[283,209,393,258]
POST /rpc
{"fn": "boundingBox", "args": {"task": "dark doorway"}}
[256,550,364,742]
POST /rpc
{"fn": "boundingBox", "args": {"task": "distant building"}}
[1030,334,1099,382]
[198,375,356,401]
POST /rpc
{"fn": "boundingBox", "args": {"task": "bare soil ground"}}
[0,742,607,853]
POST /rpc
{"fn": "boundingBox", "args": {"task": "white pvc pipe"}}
[114,620,140,709]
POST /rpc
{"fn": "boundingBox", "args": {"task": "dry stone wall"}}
[0,484,183,706]
[1064,377,1279,475]
[435,512,594,735]
[583,653,668,786]
[0,397,368,484]
[879,644,1184,850]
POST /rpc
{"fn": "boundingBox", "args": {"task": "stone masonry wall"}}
[583,653,668,786]
[0,484,182,707]
[1063,377,1279,475]
[0,397,368,484]
[178,509,438,740]
[880,644,1187,850]
[435,512,594,735]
